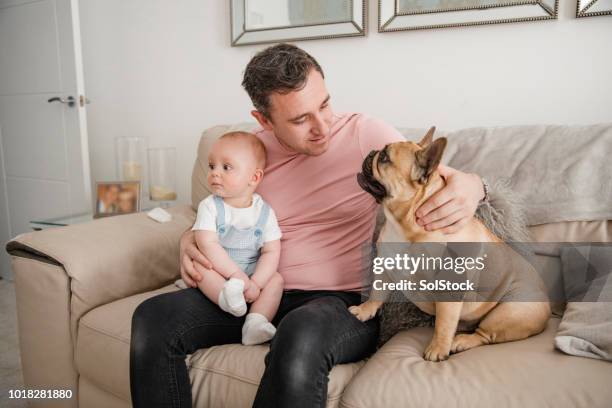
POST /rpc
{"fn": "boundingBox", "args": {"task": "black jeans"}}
[130,287,379,408]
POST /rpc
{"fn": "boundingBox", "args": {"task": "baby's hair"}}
[219,131,267,169]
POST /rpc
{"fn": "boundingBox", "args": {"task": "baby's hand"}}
[244,281,261,303]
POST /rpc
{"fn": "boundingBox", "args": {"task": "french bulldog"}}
[350,127,550,362]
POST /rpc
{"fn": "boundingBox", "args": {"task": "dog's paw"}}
[348,305,375,322]
[450,333,486,354]
[424,341,451,362]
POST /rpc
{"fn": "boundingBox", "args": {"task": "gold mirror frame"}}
[230,0,366,46]
[379,0,558,32]
[576,0,612,17]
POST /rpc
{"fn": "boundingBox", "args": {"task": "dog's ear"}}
[418,126,436,147]
[412,137,447,184]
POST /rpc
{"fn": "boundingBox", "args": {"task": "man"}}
[130,43,485,407]
[97,184,119,214]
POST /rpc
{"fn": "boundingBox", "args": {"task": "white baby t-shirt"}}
[192,194,282,243]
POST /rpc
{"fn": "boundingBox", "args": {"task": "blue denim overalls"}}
[214,195,270,276]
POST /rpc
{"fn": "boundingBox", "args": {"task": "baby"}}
[192,131,283,345]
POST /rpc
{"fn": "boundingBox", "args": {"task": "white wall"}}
[79,0,612,206]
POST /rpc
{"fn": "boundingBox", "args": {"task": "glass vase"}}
[147,147,177,207]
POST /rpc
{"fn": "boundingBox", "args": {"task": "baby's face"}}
[207,138,259,198]
[117,191,135,212]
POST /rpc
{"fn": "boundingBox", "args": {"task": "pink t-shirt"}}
[254,113,403,291]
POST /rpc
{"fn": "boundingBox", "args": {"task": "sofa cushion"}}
[529,220,612,243]
[188,344,364,408]
[79,376,131,408]
[76,285,179,401]
[340,318,612,408]
[527,220,612,316]
[76,284,364,407]
[555,245,612,361]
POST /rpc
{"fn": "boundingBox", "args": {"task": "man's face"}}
[253,69,333,156]
[105,185,119,203]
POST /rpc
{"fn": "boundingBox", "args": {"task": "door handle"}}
[48,96,76,107]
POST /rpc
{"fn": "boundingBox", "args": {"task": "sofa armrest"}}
[7,204,194,315]
[10,257,79,407]
[6,205,194,406]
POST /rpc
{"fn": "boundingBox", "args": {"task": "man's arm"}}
[180,229,213,287]
[416,165,485,234]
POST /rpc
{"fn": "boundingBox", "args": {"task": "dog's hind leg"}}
[450,332,489,353]
[451,302,550,354]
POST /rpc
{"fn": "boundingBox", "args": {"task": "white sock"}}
[218,278,247,317]
[242,313,276,346]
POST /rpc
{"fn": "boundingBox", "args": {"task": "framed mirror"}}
[231,0,366,46]
[379,0,558,32]
[576,0,612,17]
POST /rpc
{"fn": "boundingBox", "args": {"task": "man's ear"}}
[412,137,447,184]
[251,110,274,131]
[417,126,436,147]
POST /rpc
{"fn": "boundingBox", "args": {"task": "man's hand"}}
[244,281,261,303]
[180,230,213,288]
[415,165,484,234]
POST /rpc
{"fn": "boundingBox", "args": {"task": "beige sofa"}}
[7,122,612,407]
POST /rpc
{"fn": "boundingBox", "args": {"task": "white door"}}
[0,0,91,279]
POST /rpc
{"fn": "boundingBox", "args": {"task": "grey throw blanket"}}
[442,123,612,226]
[398,123,612,226]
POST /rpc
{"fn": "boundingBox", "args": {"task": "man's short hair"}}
[242,43,324,120]
[220,131,266,169]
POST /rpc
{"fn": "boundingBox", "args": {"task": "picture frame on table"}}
[94,181,141,218]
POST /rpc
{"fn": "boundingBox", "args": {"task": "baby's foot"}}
[218,278,247,317]
[242,313,276,345]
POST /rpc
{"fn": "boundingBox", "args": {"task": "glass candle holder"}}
[147,147,177,206]
[115,137,145,181]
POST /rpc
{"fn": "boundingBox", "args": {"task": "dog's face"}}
[357,127,447,203]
